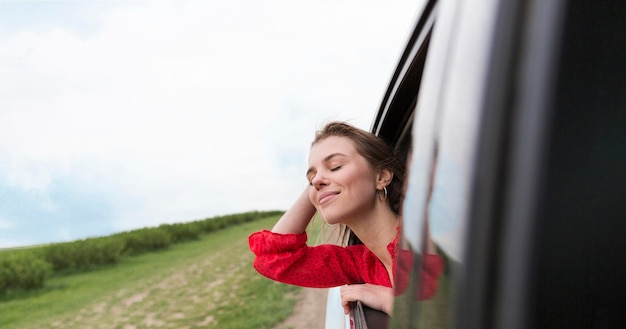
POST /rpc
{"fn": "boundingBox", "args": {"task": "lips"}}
[318,191,339,205]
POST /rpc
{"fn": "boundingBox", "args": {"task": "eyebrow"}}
[306,153,347,178]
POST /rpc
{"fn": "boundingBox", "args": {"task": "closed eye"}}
[330,165,342,171]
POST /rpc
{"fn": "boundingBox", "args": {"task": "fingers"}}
[339,283,394,315]
[340,286,353,313]
[340,285,358,315]
[343,303,351,315]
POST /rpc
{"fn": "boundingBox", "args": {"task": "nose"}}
[310,172,328,190]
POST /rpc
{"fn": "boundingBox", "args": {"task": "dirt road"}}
[274,288,328,329]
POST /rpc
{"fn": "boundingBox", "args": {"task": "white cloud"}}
[0,0,420,246]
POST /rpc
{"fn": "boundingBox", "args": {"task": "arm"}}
[271,186,317,234]
[249,233,366,288]
[250,188,365,287]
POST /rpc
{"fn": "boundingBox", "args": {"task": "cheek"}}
[343,178,377,206]
[346,169,377,193]
[356,182,377,200]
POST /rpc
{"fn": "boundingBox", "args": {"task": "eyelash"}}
[308,165,342,185]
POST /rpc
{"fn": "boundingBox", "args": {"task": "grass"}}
[0,215,302,329]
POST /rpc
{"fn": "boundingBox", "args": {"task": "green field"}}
[0,215,302,329]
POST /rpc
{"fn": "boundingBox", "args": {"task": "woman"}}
[249,121,440,316]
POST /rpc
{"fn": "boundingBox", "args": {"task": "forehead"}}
[308,136,358,162]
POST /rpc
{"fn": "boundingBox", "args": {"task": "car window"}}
[391,0,501,327]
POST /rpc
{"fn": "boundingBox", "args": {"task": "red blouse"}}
[249,229,398,288]
[249,229,443,300]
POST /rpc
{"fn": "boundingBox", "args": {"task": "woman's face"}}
[307,136,378,225]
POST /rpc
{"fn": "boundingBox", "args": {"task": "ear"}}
[376,169,393,189]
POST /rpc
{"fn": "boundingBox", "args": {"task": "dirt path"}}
[274,288,328,329]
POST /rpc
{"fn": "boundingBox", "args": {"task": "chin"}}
[319,210,344,226]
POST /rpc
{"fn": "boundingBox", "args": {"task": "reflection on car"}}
[340,0,626,328]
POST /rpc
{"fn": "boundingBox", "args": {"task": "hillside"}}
[0,215,311,329]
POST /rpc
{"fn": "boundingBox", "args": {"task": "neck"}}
[347,205,400,262]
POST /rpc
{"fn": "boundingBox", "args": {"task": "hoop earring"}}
[379,186,388,201]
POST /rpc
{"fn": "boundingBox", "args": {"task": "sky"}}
[0,0,421,248]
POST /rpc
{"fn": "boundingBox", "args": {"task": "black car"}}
[351,0,626,328]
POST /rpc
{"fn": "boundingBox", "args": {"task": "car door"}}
[372,0,626,328]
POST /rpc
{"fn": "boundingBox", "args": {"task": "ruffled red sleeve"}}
[249,230,392,288]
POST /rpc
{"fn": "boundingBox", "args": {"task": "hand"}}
[340,283,394,315]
